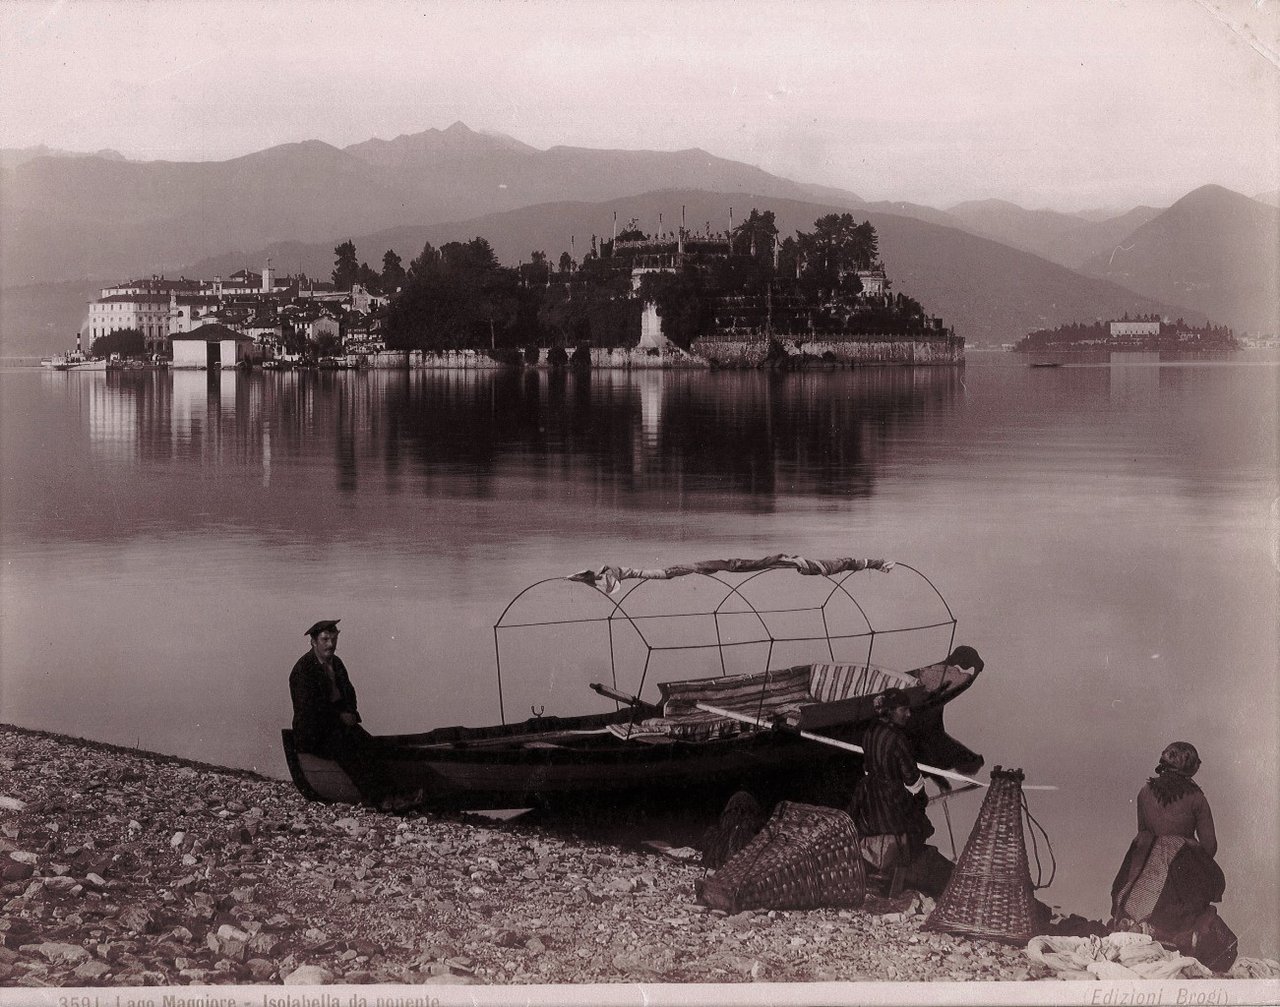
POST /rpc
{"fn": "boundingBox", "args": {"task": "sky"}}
[1,0,1277,211]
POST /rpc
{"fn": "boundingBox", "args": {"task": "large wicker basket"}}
[923,766,1036,944]
[695,801,866,913]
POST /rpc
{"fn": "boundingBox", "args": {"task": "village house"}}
[81,260,375,359]
[343,314,385,353]
[170,323,257,369]
[301,312,342,347]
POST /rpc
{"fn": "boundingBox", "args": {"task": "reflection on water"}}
[19,365,968,542]
[1,354,1276,953]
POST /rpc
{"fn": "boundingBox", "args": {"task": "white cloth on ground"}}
[1227,957,1280,979]
[1025,932,1212,980]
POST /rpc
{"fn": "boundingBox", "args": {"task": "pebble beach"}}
[1,723,1273,1002]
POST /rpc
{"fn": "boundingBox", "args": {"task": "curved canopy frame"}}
[492,555,956,724]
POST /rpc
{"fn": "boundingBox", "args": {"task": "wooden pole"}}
[695,702,983,787]
[590,681,659,714]
[695,703,1056,791]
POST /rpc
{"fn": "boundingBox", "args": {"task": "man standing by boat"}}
[289,619,391,807]
[851,688,934,894]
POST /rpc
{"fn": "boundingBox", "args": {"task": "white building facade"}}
[1110,319,1162,339]
[86,294,172,353]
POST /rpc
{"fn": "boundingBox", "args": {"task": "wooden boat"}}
[283,555,986,811]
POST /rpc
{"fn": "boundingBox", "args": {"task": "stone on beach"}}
[282,963,332,984]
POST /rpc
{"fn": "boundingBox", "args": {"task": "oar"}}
[694,702,1057,791]
[590,682,660,715]
[695,702,985,788]
[928,782,982,805]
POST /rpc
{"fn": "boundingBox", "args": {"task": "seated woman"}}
[1109,741,1233,969]
[850,688,934,894]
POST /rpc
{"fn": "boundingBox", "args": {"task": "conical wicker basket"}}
[923,766,1036,944]
[695,801,866,913]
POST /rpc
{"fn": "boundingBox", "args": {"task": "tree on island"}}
[313,329,343,357]
[380,250,406,293]
[384,237,536,351]
[90,327,145,359]
[331,240,381,292]
[784,213,878,299]
[732,208,779,262]
[332,240,359,291]
[521,250,551,287]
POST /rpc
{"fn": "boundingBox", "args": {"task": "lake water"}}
[1,352,1276,954]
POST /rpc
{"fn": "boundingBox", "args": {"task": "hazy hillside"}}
[946,199,1163,269]
[0,145,127,171]
[0,123,859,290]
[1080,185,1280,336]
[345,123,849,217]
[184,188,1195,349]
[0,280,102,355]
[0,142,424,288]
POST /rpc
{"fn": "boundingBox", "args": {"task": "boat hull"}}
[282,707,982,812]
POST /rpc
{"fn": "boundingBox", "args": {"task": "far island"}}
[1015,315,1238,355]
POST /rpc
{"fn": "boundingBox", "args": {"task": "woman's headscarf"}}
[874,687,911,720]
[1147,741,1202,805]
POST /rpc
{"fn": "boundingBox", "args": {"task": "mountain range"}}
[2,122,1276,353]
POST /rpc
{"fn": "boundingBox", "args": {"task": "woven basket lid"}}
[923,766,1037,944]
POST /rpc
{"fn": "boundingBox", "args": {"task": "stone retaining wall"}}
[693,333,965,368]
[387,347,709,370]
[366,350,410,368]
[374,339,961,371]
[406,349,504,369]
[587,347,705,370]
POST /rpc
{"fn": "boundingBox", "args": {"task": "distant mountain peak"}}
[947,197,1023,212]
[1174,183,1250,206]
[343,122,537,165]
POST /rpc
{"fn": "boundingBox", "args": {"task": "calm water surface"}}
[1,352,1276,953]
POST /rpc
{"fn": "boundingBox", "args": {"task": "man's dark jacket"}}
[289,650,361,757]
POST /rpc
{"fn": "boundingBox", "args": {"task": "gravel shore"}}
[0,724,1104,989]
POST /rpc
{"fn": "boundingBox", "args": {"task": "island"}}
[70,211,961,371]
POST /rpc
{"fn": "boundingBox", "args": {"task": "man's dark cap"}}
[305,619,340,638]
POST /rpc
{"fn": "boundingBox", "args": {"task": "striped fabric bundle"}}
[807,663,919,703]
[609,660,928,743]
[659,665,813,717]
